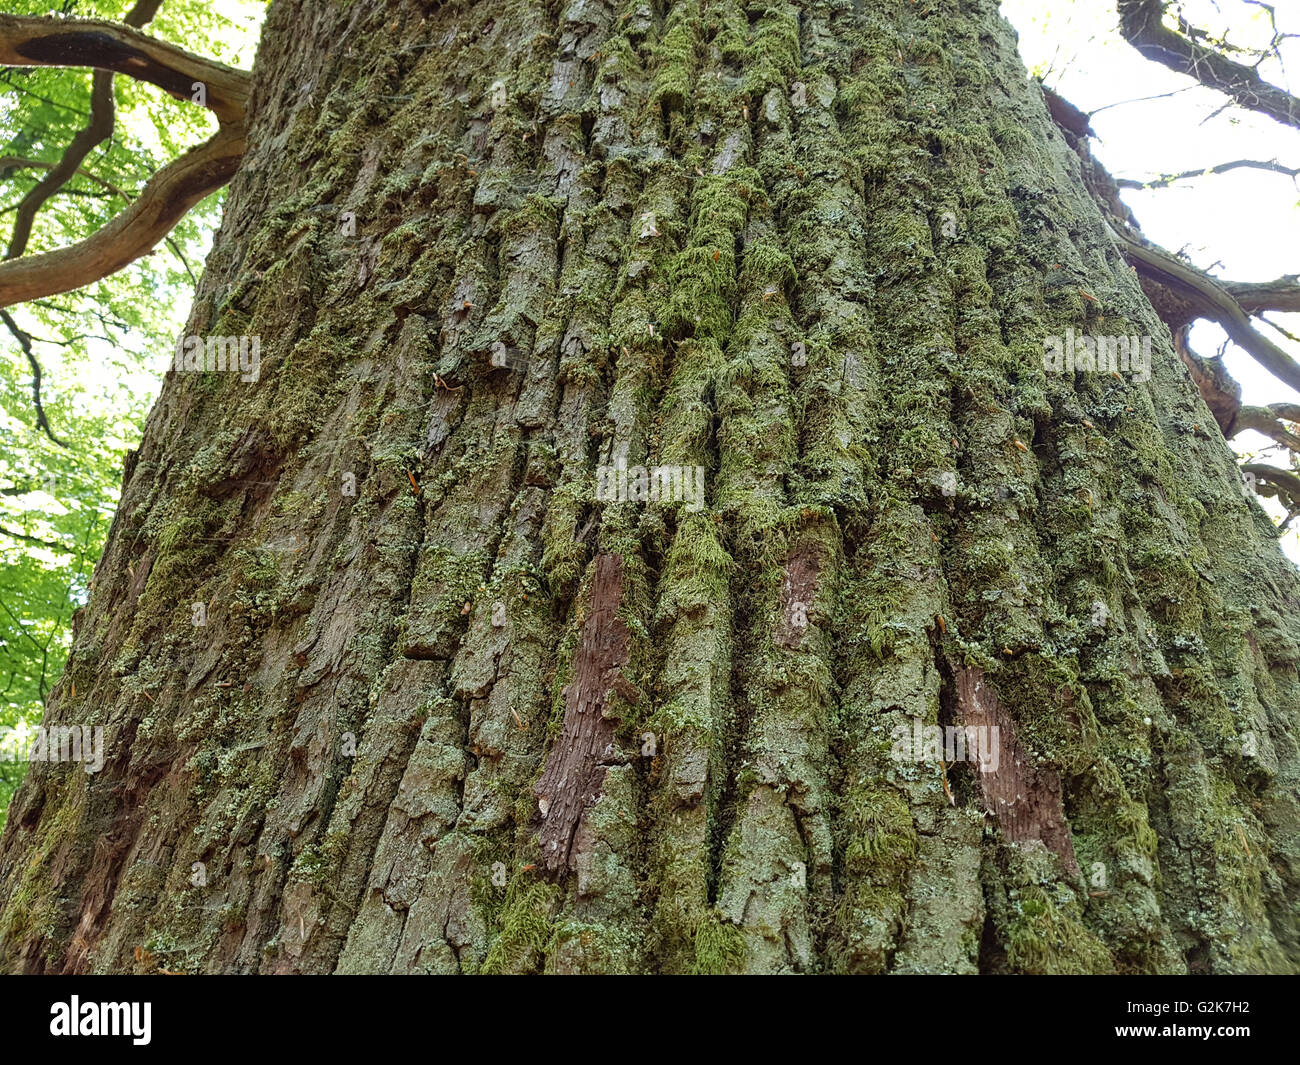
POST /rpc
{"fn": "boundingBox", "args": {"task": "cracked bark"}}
[1,0,1298,975]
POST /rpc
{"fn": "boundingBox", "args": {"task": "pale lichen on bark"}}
[0,0,1298,975]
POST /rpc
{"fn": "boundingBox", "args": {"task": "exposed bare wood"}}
[952,666,1081,878]
[1175,324,1241,436]
[535,554,632,876]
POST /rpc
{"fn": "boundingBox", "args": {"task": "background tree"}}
[0,0,1298,974]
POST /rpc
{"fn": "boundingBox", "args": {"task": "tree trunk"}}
[2,0,1298,975]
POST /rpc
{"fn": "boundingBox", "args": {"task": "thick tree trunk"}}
[2,0,1298,975]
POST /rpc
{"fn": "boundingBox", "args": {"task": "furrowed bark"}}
[1,0,1298,976]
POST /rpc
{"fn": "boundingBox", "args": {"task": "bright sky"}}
[1001,0,1300,559]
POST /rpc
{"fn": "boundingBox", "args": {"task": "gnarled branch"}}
[0,14,250,124]
[0,11,251,309]
[1223,276,1300,315]
[1235,405,1300,452]
[1243,462,1300,503]
[1104,218,1300,397]
[1117,0,1300,131]
[0,123,245,310]
[0,156,201,286]
[5,71,115,261]
[6,0,164,262]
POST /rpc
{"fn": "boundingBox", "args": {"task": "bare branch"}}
[0,123,244,310]
[1243,462,1300,503]
[1117,0,1300,131]
[0,308,67,446]
[0,155,123,193]
[1264,402,1300,423]
[0,14,251,124]
[1116,158,1300,188]
[1223,276,1300,315]
[1089,84,1197,118]
[124,1,166,29]
[1234,405,1300,451]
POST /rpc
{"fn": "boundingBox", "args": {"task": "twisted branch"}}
[0,13,250,124]
[0,11,251,309]
[0,123,245,309]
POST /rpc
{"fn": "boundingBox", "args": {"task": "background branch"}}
[1117,0,1300,130]
[1116,158,1300,188]
[0,13,251,124]
[5,0,165,264]
[1234,405,1300,450]
[0,308,67,446]
[1224,276,1300,314]
[0,123,244,310]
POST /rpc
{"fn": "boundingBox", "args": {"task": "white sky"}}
[1002,0,1300,559]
